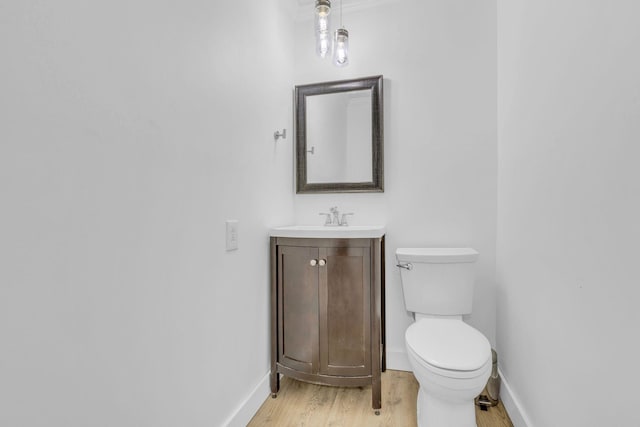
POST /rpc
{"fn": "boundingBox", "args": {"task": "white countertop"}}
[270,225,386,239]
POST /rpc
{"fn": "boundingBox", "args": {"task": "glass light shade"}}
[316,31,331,58]
[315,0,331,58]
[332,28,349,67]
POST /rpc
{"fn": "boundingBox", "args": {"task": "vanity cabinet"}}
[270,236,385,410]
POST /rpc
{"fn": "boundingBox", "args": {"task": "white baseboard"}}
[498,368,533,427]
[222,372,270,427]
[386,347,412,372]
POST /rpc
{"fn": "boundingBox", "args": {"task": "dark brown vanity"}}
[269,230,385,410]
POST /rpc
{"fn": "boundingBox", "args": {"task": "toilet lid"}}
[406,319,491,371]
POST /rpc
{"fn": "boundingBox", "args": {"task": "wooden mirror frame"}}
[295,75,384,194]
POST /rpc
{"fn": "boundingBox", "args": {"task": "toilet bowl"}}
[406,318,491,427]
[396,248,491,427]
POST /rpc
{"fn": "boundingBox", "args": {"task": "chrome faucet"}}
[319,206,354,226]
[330,206,340,225]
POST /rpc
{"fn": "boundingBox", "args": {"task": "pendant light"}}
[332,0,349,67]
[314,0,331,58]
[333,28,349,67]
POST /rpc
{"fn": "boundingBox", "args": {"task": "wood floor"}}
[248,370,513,427]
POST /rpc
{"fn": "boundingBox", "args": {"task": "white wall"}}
[293,0,498,368]
[497,1,640,426]
[0,1,294,426]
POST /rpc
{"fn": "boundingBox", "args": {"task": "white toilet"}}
[396,248,491,427]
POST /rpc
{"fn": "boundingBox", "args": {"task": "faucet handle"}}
[340,213,354,226]
[319,213,332,225]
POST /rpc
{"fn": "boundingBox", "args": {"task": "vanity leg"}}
[270,237,279,397]
[372,375,381,410]
[381,235,386,372]
[371,237,382,410]
[270,371,279,397]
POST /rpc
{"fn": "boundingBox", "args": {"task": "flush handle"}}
[396,262,413,271]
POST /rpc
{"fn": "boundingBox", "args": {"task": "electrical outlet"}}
[226,220,238,251]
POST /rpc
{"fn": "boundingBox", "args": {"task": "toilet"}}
[396,248,491,427]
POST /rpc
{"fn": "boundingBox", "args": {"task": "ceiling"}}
[295,0,397,19]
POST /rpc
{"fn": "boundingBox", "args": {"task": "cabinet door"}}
[277,245,319,374]
[318,246,371,377]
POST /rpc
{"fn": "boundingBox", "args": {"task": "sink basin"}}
[270,225,386,239]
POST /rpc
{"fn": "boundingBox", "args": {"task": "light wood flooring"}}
[248,370,513,427]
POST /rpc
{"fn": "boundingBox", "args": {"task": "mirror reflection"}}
[306,90,372,183]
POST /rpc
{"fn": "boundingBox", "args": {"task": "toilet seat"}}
[406,318,491,376]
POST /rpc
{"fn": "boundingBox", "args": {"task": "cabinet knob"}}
[310,259,318,266]
[318,259,326,266]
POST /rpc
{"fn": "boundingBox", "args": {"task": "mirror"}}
[295,75,383,193]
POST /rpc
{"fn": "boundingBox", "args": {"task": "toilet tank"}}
[396,248,479,316]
